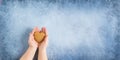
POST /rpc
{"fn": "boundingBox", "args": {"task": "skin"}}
[20,27,48,60]
[38,27,48,60]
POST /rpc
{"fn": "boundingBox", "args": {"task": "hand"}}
[38,27,48,60]
[20,27,39,60]
[28,27,39,48]
[39,27,48,51]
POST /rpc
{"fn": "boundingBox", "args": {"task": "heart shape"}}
[34,31,46,43]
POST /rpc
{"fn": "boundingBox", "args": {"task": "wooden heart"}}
[34,31,46,43]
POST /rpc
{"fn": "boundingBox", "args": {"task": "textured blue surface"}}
[0,0,120,60]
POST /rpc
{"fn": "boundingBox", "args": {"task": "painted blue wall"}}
[0,0,120,60]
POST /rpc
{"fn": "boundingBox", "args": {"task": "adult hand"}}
[28,27,39,48]
[39,27,48,51]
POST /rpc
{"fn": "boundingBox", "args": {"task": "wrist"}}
[29,46,37,50]
[39,48,46,52]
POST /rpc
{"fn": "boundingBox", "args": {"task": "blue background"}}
[0,0,120,60]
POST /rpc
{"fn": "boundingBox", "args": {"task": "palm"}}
[28,27,48,49]
[28,27,39,48]
[39,27,48,50]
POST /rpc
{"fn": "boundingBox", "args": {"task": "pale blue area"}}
[0,0,120,60]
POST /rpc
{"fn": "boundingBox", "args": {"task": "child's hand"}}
[28,27,39,48]
[39,27,48,51]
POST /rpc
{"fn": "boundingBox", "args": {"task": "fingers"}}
[41,27,48,36]
[29,33,34,40]
[41,27,48,42]
[41,27,45,32]
[44,27,48,36]
[30,27,39,41]
[44,35,48,44]
[40,35,48,47]
[32,27,39,34]
[40,27,48,45]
